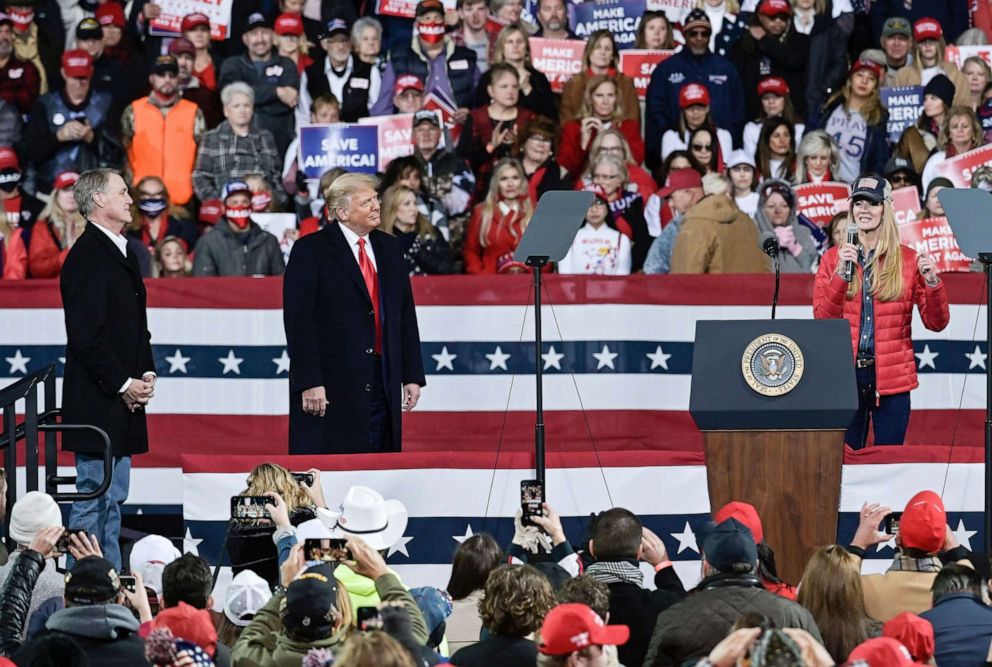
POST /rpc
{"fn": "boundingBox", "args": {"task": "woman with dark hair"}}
[797,545,882,662]
[816,59,890,184]
[661,83,733,162]
[126,176,199,258]
[754,179,817,272]
[463,158,534,274]
[449,564,557,666]
[814,177,950,448]
[686,127,723,176]
[558,186,632,275]
[896,74,954,175]
[459,63,539,186]
[475,25,555,119]
[755,117,797,182]
[445,534,503,653]
[635,11,677,50]
[558,75,645,179]
[516,117,573,205]
[742,76,805,157]
[559,30,640,124]
[714,501,797,600]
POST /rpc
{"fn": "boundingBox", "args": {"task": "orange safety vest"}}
[127,97,198,205]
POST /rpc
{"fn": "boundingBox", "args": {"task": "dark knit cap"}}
[924,74,955,111]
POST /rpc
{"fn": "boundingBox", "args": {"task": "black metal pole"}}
[984,254,992,555]
[527,257,548,488]
[772,254,781,320]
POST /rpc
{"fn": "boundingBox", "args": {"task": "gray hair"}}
[74,168,118,219]
[957,27,988,46]
[325,172,380,215]
[351,17,382,44]
[221,81,255,107]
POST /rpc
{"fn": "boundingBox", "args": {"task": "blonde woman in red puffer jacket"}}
[814,175,949,450]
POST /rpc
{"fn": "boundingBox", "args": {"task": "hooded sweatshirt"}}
[753,179,820,274]
[670,194,771,274]
[13,604,152,666]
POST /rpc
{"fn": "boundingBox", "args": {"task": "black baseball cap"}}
[75,17,102,41]
[151,54,179,75]
[850,175,887,204]
[65,556,121,605]
[281,563,339,639]
[244,12,271,31]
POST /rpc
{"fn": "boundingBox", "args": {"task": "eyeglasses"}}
[686,29,711,38]
[590,199,607,208]
[691,143,713,151]
[889,174,911,184]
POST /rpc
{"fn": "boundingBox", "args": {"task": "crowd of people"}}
[0,0,990,280]
[0,464,989,667]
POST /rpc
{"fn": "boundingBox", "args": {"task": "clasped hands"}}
[123,373,156,412]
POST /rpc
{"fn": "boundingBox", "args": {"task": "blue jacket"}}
[645,50,745,171]
[920,592,992,667]
[869,0,969,44]
[814,97,890,179]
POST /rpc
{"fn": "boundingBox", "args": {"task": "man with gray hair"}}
[59,168,156,569]
[283,172,426,454]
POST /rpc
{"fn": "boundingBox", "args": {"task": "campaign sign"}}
[935,144,992,188]
[880,86,923,144]
[891,186,922,227]
[149,0,234,40]
[298,124,378,180]
[944,45,992,69]
[359,112,444,170]
[529,38,584,93]
[375,0,456,18]
[645,0,694,22]
[897,217,972,272]
[619,50,675,100]
[571,0,645,49]
[793,182,851,228]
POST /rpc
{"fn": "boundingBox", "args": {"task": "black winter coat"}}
[730,26,810,120]
[60,224,155,457]
[0,548,43,656]
[283,222,426,454]
[804,6,852,128]
[643,573,822,667]
[603,565,686,667]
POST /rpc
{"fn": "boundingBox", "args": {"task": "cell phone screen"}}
[304,538,352,562]
[520,479,544,527]
[55,529,87,552]
[231,495,273,521]
[883,511,902,535]
[356,606,381,630]
[119,575,137,593]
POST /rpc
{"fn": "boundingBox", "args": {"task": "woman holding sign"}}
[813,176,949,449]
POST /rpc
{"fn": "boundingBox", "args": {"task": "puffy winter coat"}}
[643,573,822,666]
[0,548,44,656]
[813,244,950,396]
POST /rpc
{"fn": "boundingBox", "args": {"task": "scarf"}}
[587,560,644,587]
[887,553,942,573]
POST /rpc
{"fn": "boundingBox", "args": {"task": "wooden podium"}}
[690,320,858,585]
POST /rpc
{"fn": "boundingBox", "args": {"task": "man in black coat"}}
[584,508,686,667]
[60,168,155,570]
[283,173,426,454]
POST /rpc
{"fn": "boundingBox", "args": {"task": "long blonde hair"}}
[241,462,314,513]
[580,75,624,124]
[477,158,533,247]
[492,24,532,66]
[39,185,85,248]
[825,74,885,127]
[846,200,904,302]
[381,184,436,240]
[937,106,981,151]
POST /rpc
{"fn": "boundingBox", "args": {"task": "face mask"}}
[417,21,445,45]
[225,205,252,229]
[251,192,272,212]
[138,197,168,217]
[8,8,34,32]
[0,169,20,193]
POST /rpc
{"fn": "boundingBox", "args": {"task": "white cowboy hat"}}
[316,485,408,552]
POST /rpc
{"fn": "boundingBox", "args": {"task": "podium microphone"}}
[841,222,858,283]
[758,231,780,257]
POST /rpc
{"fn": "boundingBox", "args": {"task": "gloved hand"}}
[512,509,552,554]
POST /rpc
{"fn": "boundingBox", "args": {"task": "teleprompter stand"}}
[938,188,992,553]
[512,191,594,487]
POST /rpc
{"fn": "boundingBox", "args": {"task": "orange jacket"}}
[813,245,950,396]
[128,97,199,205]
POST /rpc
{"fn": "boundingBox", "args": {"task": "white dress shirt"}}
[338,221,378,271]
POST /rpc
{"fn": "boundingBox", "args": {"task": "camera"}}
[292,472,314,487]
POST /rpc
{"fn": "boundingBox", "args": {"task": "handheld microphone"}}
[841,222,858,283]
[758,231,780,257]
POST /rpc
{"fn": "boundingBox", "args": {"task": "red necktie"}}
[357,238,381,354]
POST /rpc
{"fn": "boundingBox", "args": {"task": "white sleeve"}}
[617,233,632,275]
[921,152,942,193]
[660,130,684,161]
[743,122,759,158]
[367,67,382,112]
[717,129,733,165]
[644,194,662,237]
[557,245,576,274]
